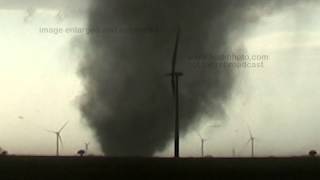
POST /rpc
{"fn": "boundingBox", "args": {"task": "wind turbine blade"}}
[194,130,202,139]
[246,139,251,146]
[249,129,253,138]
[170,26,181,94]
[245,121,253,138]
[45,129,56,134]
[58,121,69,133]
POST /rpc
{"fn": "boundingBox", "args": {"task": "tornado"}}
[79,0,303,156]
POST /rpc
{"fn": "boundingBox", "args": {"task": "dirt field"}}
[0,156,319,179]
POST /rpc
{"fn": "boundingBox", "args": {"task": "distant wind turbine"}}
[47,121,69,156]
[232,129,239,157]
[194,123,222,157]
[232,148,236,157]
[85,142,90,155]
[195,131,207,157]
[245,123,256,158]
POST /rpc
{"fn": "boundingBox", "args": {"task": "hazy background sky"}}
[0,1,320,157]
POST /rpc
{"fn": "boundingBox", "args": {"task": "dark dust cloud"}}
[79,0,301,156]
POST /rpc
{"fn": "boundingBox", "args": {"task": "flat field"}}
[0,156,319,179]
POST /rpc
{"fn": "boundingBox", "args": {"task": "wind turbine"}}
[195,131,207,157]
[245,123,256,158]
[166,26,183,158]
[47,121,69,156]
[194,123,222,157]
[232,148,236,157]
[85,142,90,155]
[232,129,239,157]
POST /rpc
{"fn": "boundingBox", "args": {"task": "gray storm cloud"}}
[0,0,88,10]
[79,0,305,156]
[0,0,89,20]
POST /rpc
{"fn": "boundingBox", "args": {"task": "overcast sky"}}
[0,0,89,9]
[0,1,320,157]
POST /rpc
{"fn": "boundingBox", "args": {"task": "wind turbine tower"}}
[85,142,90,155]
[166,27,183,158]
[250,135,255,157]
[232,148,236,157]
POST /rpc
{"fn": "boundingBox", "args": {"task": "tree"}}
[1,151,7,156]
[309,150,317,157]
[0,147,8,156]
[77,150,86,157]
